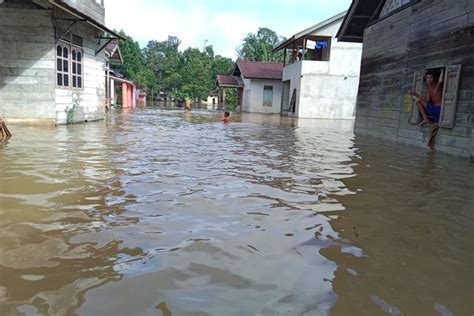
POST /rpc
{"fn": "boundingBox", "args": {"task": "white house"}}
[0,0,123,125]
[215,61,283,114]
[236,61,283,114]
[274,11,363,119]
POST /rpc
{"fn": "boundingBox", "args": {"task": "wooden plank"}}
[410,70,423,124]
[439,64,462,128]
[0,91,54,102]
[0,67,54,77]
[0,59,54,68]
[1,74,54,85]
[0,9,52,27]
[0,43,54,59]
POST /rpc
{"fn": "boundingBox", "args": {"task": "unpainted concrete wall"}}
[282,18,362,119]
[0,8,56,124]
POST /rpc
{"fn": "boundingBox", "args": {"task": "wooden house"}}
[274,11,363,119]
[216,61,283,114]
[337,0,474,158]
[0,0,124,125]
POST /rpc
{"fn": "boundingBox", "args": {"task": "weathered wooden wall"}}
[0,8,56,124]
[61,0,105,24]
[355,0,474,158]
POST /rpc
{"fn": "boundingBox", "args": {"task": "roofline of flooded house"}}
[48,0,125,41]
[273,10,347,52]
[109,75,135,85]
[336,0,385,43]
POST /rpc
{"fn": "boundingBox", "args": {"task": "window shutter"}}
[409,70,424,124]
[439,65,462,128]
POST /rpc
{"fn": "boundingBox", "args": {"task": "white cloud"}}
[104,0,351,59]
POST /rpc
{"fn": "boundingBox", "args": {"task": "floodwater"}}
[0,108,473,316]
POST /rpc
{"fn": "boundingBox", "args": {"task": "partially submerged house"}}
[273,11,363,119]
[0,0,123,125]
[216,61,283,114]
[215,74,244,110]
[107,69,136,109]
[337,0,474,158]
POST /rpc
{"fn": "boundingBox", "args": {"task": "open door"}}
[439,65,462,128]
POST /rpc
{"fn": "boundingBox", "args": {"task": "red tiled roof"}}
[216,75,244,87]
[235,61,283,80]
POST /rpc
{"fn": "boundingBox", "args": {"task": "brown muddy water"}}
[0,108,473,316]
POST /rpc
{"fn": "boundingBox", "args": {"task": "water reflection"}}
[0,109,472,315]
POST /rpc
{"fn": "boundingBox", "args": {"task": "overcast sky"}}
[104,0,352,59]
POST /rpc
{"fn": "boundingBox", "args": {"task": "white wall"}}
[245,79,283,114]
[54,19,106,124]
[282,18,362,119]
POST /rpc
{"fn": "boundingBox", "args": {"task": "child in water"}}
[222,111,230,123]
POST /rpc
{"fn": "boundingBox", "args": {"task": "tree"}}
[180,46,214,101]
[143,36,182,99]
[116,30,151,88]
[237,27,286,62]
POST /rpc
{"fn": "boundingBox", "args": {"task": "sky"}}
[104,0,352,60]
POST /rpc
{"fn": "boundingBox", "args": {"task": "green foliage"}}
[116,30,152,89]
[114,27,282,105]
[66,96,79,125]
[237,27,286,62]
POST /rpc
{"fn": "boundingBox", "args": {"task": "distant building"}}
[216,61,283,114]
[337,0,474,158]
[203,91,219,105]
[274,11,362,119]
[215,74,244,110]
[0,0,123,125]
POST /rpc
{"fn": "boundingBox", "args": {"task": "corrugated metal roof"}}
[216,75,244,88]
[234,61,283,80]
[274,11,347,52]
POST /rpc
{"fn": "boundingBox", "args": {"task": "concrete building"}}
[337,0,474,158]
[216,61,283,114]
[274,11,362,119]
[0,0,123,125]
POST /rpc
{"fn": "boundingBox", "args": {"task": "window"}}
[55,30,83,89]
[410,65,461,128]
[71,48,83,88]
[263,86,273,107]
[56,44,69,87]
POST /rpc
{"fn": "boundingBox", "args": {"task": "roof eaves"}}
[49,0,125,40]
[273,10,346,52]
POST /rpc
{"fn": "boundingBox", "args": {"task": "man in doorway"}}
[410,69,444,126]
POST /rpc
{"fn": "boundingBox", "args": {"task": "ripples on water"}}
[0,108,472,315]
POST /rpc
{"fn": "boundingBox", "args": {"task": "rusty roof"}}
[216,75,244,88]
[234,61,283,80]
